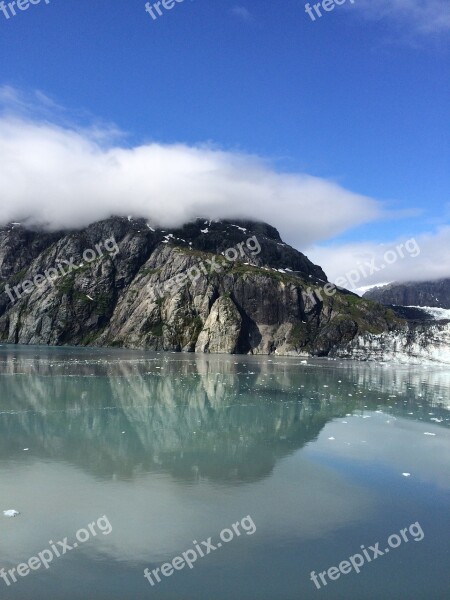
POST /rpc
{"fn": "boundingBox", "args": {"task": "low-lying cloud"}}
[0,109,384,248]
[307,226,450,291]
[1,87,446,287]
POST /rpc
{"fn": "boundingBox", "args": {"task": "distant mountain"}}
[363,279,450,309]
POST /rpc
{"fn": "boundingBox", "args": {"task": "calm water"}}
[0,345,449,600]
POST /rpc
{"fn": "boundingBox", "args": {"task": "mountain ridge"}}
[363,278,450,309]
[0,216,402,357]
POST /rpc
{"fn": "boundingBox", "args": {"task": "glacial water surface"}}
[0,345,449,600]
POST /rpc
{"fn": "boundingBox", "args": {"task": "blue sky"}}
[0,0,448,285]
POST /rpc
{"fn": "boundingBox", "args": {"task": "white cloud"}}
[231,5,252,22]
[0,101,385,247]
[307,227,450,291]
[355,0,450,37]
[3,88,445,287]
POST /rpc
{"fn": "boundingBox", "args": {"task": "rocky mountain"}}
[0,216,402,357]
[363,279,450,309]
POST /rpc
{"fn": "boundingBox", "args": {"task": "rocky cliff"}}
[0,217,402,356]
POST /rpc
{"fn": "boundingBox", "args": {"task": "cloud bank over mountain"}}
[0,98,382,248]
[1,87,448,284]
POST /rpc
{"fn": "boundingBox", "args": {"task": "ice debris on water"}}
[3,510,19,517]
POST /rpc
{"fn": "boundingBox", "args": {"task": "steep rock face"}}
[195,296,241,353]
[0,226,60,279]
[0,217,402,356]
[363,279,450,309]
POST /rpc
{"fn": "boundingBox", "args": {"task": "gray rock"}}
[195,296,242,353]
[363,279,450,309]
[1,216,434,360]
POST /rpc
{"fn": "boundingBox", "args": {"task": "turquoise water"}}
[0,345,449,599]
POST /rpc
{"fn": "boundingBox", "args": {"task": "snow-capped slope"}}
[408,306,450,321]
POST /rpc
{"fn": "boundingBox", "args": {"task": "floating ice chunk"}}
[423,432,436,436]
[328,437,335,440]
[402,473,411,477]
[3,510,19,517]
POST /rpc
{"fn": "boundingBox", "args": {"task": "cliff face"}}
[363,279,450,309]
[0,217,400,357]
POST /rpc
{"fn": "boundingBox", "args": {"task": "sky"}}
[0,0,448,290]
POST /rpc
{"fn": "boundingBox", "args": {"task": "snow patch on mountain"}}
[407,306,450,320]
